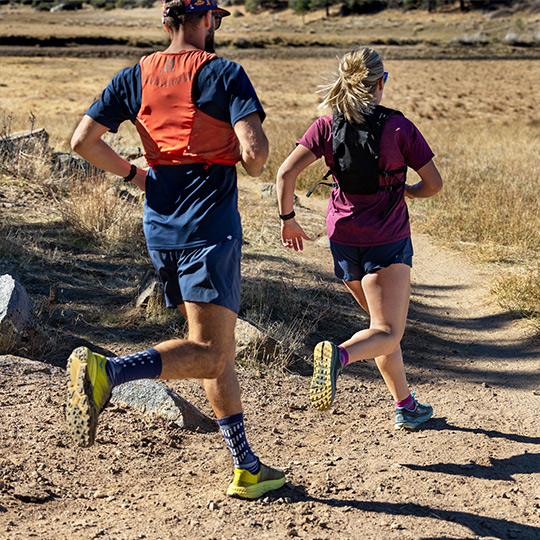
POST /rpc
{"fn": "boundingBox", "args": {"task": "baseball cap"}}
[162,0,231,18]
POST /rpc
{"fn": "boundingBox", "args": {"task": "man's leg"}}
[66,301,236,446]
[66,300,286,497]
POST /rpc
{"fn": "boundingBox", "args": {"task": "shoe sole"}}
[226,476,286,499]
[66,347,97,447]
[394,409,433,431]
[310,341,339,412]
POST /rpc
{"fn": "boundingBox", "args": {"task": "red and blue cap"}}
[162,0,231,18]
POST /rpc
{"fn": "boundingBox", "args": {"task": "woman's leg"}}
[341,263,411,401]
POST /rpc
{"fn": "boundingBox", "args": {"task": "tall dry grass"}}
[408,119,540,320]
[56,175,145,252]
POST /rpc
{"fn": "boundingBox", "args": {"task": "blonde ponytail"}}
[319,47,384,124]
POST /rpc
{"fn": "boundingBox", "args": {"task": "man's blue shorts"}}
[329,237,413,282]
[148,238,242,314]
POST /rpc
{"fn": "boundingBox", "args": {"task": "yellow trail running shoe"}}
[310,340,342,411]
[226,462,286,499]
[66,346,113,447]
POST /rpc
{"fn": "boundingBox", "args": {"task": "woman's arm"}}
[276,145,317,251]
[404,159,443,199]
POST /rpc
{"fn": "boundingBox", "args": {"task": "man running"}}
[66,0,285,500]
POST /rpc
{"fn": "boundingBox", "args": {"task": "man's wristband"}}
[122,164,137,183]
[279,210,296,221]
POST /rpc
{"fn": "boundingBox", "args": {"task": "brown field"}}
[1,6,540,540]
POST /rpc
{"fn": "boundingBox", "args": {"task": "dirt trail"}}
[1,178,540,540]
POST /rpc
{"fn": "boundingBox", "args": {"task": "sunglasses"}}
[213,12,223,30]
[382,71,389,85]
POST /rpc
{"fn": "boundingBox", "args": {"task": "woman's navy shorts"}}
[148,238,242,314]
[329,237,413,282]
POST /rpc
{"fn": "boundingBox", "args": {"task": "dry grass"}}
[56,175,145,252]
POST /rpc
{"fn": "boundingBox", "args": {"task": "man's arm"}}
[71,115,146,191]
[233,112,268,177]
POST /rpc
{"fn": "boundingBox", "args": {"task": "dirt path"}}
[1,179,540,540]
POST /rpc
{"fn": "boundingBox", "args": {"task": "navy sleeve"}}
[194,58,265,126]
[85,64,142,133]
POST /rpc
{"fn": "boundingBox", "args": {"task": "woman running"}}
[276,47,443,430]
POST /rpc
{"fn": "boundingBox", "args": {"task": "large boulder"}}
[0,275,44,355]
[111,380,217,432]
[235,318,281,364]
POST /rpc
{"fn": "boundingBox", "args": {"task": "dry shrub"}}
[493,265,540,323]
[57,174,145,253]
[411,121,540,258]
[0,112,53,185]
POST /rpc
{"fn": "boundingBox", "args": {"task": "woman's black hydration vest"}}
[332,105,407,195]
[308,105,407,205]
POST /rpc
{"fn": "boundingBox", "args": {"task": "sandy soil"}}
[1,173,540,540]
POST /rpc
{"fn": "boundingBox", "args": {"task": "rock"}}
[235,318,280,363]
[0,275,44,355]
[259,182,298,205]
[50,2,81,11]
[259,182,276,200]
[136,272,167,314]
[115,146,143,160]
[0,128,49,156]
[110,380,217,433]
[51,152,103,180]
[136,278,164,309]
[12,483,51,503]
[106,185,143,205]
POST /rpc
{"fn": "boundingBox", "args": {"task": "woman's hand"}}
[405,160,443,199]
[281,218,311,251]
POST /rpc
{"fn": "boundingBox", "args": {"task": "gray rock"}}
[136,278,164,309]
[0,275,44,354]
[259,182,277,200]
[235,318,280,363]
[110,380,217,432]
[0,128,49,156]
[51,152,103,179]
[259,182,298,205]
[50,2,82,11]
[115,146,143,160]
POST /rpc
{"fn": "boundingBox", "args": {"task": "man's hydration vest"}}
[135,50,242,167]
[331,105,407,195]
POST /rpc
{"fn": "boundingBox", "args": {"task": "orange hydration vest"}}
[136,50,242,167]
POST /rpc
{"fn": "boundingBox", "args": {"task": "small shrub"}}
[245,0,259,13]
[57,175,145,253]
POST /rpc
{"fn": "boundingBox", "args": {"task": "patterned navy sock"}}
[105,348,162,387]
[217,413,259,474]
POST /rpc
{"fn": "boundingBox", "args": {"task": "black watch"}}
[279,210,296,221]
[123,164,137,182]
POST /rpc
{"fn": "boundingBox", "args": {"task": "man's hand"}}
[71,115,147,191]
